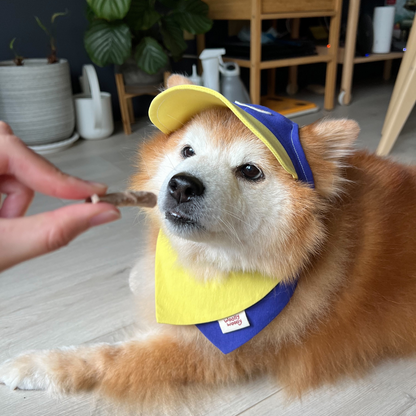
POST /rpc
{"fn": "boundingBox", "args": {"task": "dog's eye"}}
[238,164,263,181]
[182,146,195,158]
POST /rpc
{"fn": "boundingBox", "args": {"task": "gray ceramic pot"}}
[0,59,75,145]
[115,58,170,86]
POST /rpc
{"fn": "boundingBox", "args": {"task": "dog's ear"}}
[300,119,360,199]
[166,74,193,88]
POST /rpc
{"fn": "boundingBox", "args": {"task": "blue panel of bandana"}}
[196,104,314,354]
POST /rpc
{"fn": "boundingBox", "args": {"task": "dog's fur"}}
[2,74,416,412]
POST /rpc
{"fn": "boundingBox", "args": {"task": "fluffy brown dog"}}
[2,75,416,412]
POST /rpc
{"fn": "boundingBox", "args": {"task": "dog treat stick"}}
[86,191,157,208]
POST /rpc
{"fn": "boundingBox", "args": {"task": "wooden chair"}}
[115,72,170,135]
[376,22,416,156]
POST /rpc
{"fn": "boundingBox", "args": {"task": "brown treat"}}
[86,191,157,208]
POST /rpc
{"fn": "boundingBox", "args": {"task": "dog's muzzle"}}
[168,173,205,204]
[163,172,205,227]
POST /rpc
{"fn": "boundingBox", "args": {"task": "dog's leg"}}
[0,333,266,401]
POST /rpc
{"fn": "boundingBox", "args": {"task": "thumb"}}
[0,203,120,272]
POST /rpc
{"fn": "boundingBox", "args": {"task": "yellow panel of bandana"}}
[155,231,280,325]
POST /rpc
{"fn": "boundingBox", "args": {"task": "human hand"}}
[0,122,120,272]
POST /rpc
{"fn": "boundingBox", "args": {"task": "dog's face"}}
[157,107,292,246]
[132,75,360,279]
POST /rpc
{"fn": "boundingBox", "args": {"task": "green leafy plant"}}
[9,38,24,66]
[35,10,69,64]
[84,0,212,74]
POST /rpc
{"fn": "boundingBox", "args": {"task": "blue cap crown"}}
[234,102,314,186]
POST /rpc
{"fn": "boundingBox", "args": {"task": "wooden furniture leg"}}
[250,0,261,104]
[287,18,300,95]
[339,0,360,105]
[382,23,416,134]
[127,99,135,124]
[115,73,132,135]
[383,59,393,81]
[376,54,416,156]
[324,0,342,110]
[164,71,171,88]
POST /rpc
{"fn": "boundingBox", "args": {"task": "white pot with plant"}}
[0,12,75,146]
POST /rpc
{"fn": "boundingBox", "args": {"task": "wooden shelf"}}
[349,51,404,64]
[260,10,335,20]
[223,52,331,70]
[199,0,342,109]
[317,45,404,65]
[223,57,251,68]
[260,53,331,69]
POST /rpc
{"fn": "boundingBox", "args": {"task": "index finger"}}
[0,122,107,199]
[0,122,13,135]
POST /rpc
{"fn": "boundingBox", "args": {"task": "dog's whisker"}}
[217,216,244,248]
[219,207,252,227]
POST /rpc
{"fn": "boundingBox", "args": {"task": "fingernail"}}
[90,210,120,227]
[86,181,108,191]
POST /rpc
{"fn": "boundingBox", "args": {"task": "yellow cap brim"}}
[148,85,297,179]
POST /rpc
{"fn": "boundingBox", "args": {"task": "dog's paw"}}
[0,351,51,391]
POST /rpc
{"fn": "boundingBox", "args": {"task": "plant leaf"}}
[85,3,96,23]
[35,16,50,36]
[141,8,161,30]
[160,16,187,59]
[51,10,68,23]
[173,0,212,34]
[134,37,168,74]
[87,0,131,21]
[9,38,16,50]
[158,0,180,8]
[126,0,161,31]
[84,20,132,66]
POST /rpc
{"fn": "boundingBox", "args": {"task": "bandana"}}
[149,85,314,354]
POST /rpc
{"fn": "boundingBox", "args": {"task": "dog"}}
[2,74,416,413]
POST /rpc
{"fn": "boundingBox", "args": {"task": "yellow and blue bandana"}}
[149,85,314,354]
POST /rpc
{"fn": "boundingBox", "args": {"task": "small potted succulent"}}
[84,0,212,84]
[0,12,75,146]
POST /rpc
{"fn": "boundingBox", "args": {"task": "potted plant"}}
[84,0,212,84]
[0,12,75,146]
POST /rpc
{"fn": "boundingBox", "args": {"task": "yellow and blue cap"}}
[149,84,314,186]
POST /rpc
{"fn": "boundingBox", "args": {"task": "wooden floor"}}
[1,81,416,415]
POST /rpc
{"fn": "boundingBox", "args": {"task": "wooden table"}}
[198,0,343,110]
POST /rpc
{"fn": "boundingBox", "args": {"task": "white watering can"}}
[73,65,114,140]
[220,61,251,104]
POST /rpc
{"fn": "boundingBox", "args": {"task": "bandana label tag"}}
[218,311,250,334]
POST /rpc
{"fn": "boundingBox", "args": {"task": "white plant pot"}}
[0,59,75,145]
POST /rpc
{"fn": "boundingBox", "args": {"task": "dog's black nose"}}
[168,173,204,204]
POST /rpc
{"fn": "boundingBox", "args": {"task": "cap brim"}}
[149,85,297,179]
